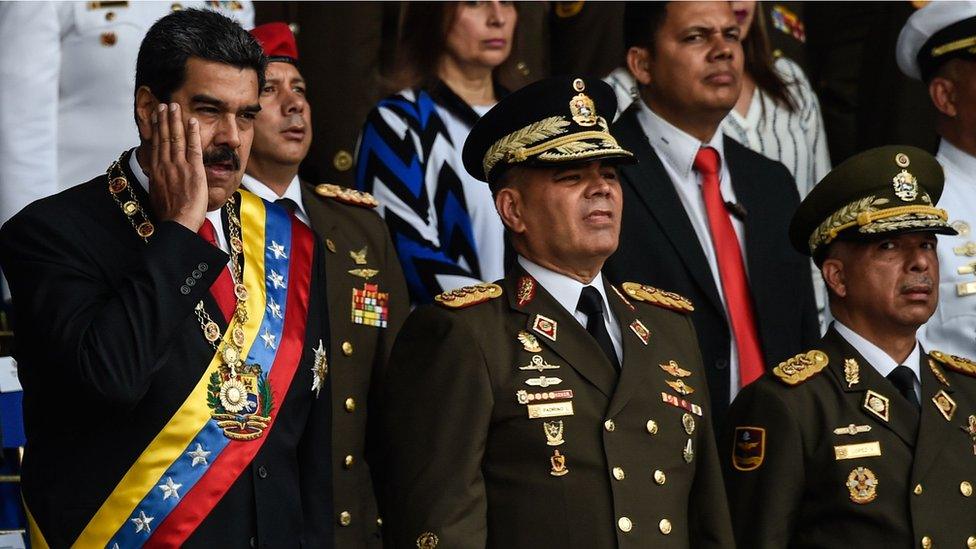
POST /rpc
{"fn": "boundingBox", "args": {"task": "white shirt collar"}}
[241,173,310,226]
[128,148,228,251]
[833,320,921,381]
[517,255,613,322]
[605,67,640,121]
[937,139,976,185]
[636,100,727,181]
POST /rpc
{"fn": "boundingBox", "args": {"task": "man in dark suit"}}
[0,11,333,547]
[725,146,976,548]
[244,23,409,548]
[382,76,734,548]
[606,1,819,420]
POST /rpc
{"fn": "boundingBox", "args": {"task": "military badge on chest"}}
[346,245,390,328]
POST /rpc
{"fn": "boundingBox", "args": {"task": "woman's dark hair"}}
[743,7,797,113]
[135,8,267,103]
[391,2,516,92]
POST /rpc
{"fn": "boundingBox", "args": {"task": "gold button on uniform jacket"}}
[725,327,976,548]
[382,268,734,548]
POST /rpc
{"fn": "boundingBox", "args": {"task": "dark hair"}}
[391,2,516,93]
[135,9,266,103]
[742,7,797,112]
[623,2,670,53]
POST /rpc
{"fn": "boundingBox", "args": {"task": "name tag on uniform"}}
[834,441,882,460]
[527,401,574,419]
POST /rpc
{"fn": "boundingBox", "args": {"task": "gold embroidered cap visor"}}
[461,76,635,186]
[789,145,956,259]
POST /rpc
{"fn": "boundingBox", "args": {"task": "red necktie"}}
[198,219,235,322]
[694,147,765,387]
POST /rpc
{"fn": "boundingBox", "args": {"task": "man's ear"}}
[929,76,957,118]
[495,187,526,235]
[135,86,159,141]
[821,257,847,299]
[626,46,653,86]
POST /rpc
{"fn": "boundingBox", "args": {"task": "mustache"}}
[900,276,934,292]
[203,146,240,171]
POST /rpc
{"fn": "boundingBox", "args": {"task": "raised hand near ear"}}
[148,102,208,231]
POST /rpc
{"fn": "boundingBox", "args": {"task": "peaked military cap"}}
[897,0,976,81]
[789,145,956,257]
[461,76,634,185]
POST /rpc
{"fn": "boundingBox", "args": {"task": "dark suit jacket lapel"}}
[825,328,918,447]
[505,269,617,399]
[604,279,654,417]
[912,349,956,483]
[613,111,724,314]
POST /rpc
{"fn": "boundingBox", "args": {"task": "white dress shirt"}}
[129,150,229,255]
[241,173,310,227]
[635,100,747,397]
[920,139,976,357]
[834,320,922,400]
[518,256,623,365]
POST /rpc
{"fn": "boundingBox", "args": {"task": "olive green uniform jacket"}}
[725,327,976,549]
[301,182,409,548]
[382,267,734,548]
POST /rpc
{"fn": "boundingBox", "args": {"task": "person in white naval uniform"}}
[897,0,976,357]
[0,1,253,229]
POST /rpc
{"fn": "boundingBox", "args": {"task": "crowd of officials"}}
[0,1,975,547]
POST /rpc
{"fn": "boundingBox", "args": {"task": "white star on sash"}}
[158,476,182,500]
[268,270,286,290]
[261,328,277,349]
[268,298,283,319]
[268,241,288,260]
[131,510,154,533]
[187,443,211,467]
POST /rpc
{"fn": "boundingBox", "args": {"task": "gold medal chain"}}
[105,156,249,372]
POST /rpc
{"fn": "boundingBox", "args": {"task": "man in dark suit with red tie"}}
[605,1,820,421]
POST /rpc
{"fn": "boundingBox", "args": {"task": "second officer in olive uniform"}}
[725,146,976,548]
[382,76,734,548]
[244,23,409,548]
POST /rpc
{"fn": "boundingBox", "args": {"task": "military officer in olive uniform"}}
[243,23,409,548]
[382,76,734,549]
[725,145,976,548]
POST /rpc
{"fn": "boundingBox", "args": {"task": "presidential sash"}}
[35,192,316,548]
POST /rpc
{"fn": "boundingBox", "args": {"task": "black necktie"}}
[577,286,620,372]
[887,365,920,409]
[275,197,299,215]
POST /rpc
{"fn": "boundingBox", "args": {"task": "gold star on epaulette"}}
[434,283,504,309]
[773,350,829,386]
[314,183,379,208]
[929,350,976,378]
[620,282,694,313]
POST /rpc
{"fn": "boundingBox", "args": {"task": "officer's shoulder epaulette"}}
[773,350,829,386]
[929,350,976,377]
[434,283,503,309]
[620,282,694,313]
[314,183,378,209]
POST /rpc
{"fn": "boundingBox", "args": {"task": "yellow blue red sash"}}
[49,192,315,548]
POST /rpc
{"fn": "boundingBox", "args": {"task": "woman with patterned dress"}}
[723,0,831,198]
[355,1,517,304]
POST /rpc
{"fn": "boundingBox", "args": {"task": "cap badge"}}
[572,78,585,92]
[569,93,598,127]
[892,169,918,202]
[895,152,910,168]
